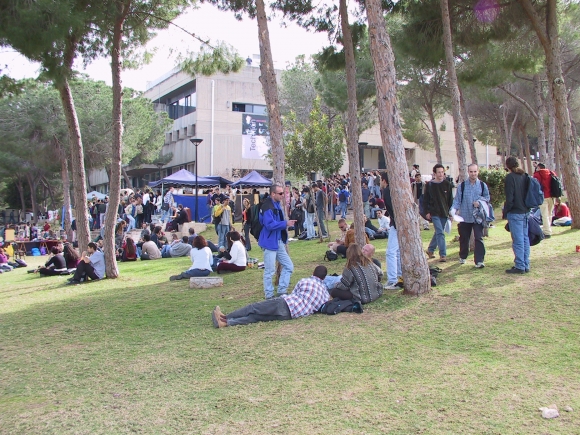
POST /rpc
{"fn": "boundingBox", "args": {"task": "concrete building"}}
[88,65,499,192]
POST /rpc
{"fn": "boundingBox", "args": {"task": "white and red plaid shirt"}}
[283,276,330,319]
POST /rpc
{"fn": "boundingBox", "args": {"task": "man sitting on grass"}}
[212,265,330,328]
[66,242,105,285]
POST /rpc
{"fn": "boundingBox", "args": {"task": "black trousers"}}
[72,261,100,281]
[458,222,485,264]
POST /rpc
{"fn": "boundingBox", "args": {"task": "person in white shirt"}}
[216,231,247,273]
[170,235,213,280]
[376,210,391,233]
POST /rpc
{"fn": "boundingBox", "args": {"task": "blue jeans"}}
[363,201,370,218]
[338,201,348,218]
[263,240,294,299]
[428,215,447,257]
[386,226,402,284]
[323,275,342,290]
[126,215,135,231]
[183,268,211,278]
[507,213,530,271]
[217,223,230,248]
[161,207,172,223]
[316,210,326,236]
[305,213,315,239]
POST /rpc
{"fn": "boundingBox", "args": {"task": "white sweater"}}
[188,247,213,272]
[229,241,247,267]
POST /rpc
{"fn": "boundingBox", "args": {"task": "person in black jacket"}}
[37,247,68,276]
[424,164,453,262]
[503,156,530,274]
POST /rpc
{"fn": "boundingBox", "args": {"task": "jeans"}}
[323,275,342,291]
[161,244,172,258]
[428,215,447,257]
[337,201,348,219]
[458,222,485,264]
[507,213,530,271]
[316,210,326,236]
[243,222,252,251]
[183,268,211,278]
[226,297,292,326]
[217,223,230,248]
[332,204,337,220]
[305,213,315,239]
[363,201,370,218]
[126,215,135,231]
[365,227,376,238]
[161,207,172,223]
[263,240,294,299]
[386,226,402,284]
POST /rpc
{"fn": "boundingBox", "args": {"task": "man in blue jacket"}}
[259,183,296,299]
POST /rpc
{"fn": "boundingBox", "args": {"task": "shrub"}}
[478,168,506,208]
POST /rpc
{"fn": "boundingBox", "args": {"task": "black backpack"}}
[549,172,563,198]
[324,250,338,261]
[249,203,263,241]
[319,297,363,315]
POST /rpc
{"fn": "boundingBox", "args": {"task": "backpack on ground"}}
[249,203,263,241]
[525,175,544,208]
[549,172,563,198]
[318,297,363,315]
[324,250,338,261]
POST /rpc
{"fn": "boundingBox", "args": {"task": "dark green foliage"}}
[479,168,506,208]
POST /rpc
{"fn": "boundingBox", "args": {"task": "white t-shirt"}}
[228,240,247,267]
[189,247,213,272]
[142,192,150,205]
[378,215,391,232]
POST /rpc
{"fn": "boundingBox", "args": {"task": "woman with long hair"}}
[242,198,252,251]
[169,235,213,280]
[216,231,247,273]
[37,246,68,276]
[122,237,138,261]
[329,243,383,304]
[504,156,530,274]
[62,243,81,269]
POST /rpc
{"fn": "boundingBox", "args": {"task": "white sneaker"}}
[384,283,400,290]
[458,258,466,265]
[475,262,485,268]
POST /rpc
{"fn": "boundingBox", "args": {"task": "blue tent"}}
[230,170,272,187]
[148,169,217,188]
[204,175,233,187]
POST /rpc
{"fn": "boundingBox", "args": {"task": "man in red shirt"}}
[533,163,555,238]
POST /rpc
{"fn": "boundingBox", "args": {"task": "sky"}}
[0,3,332,92]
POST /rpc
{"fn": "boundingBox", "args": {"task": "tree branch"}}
[497,85,538,119]
[132,11,214,48]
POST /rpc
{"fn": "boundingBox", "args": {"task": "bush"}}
[478,169,506,208]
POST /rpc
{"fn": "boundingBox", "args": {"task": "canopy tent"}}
[204,175,233,187]
[87,191,107,200]
[148,169,217,188]
[230,171,272,187]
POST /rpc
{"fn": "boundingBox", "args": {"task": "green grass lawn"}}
[1,220,579,434]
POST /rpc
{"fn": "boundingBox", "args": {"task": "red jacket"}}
[533,168,553,198]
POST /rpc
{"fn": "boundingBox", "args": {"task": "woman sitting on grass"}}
[122,237,138,261]
[169,235,213,281]
[63,243,81,269]
[35,246,68,276]
[329,243,383,304]
[216,231,247,274]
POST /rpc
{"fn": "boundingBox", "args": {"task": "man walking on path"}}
[451,164,491,268]
[533,163,555,238]
[259,183,296,299]
[424,164,453,262]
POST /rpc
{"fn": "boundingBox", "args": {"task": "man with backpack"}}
[533,162,559,238]
[258,184,296,299]
[424,164,454,262]
[451,164,491,269]
[337,187,350,219]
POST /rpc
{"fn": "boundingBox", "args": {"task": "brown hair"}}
[345,243,370,269]
[192,235,208,249]
[506,156,525,174]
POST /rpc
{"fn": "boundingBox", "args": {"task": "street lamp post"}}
[190,138,203,222]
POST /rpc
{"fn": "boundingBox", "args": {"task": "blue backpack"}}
[525,175,544,209]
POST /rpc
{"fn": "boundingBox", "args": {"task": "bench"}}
[189,276,223,289]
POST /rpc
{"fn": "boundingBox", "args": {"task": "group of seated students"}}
[168,230,249,281]
[27,242,81,276]
[211,242,383,328]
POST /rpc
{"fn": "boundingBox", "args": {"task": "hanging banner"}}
[242,114,270,159]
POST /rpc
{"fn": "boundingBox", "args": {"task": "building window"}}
[167,92,196,120]
[232,102,266,114]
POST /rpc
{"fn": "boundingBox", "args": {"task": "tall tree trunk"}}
[15,176,26,222]
[122,166,132,188]
[427,104,443,164]
[519,0,580,228]
[339,0,365,246]
[255,0,284,186]
[496,119,507,166]
[61,157,74,242]
[57,78,90,253]
[366,0,431,295]
[517,128,525,170]
[25,173,39,227]
[533,74,548,163]
[104,1,131,279]
[521,126,533,174]
[546,88,556,169]
[440,0,468,182]
[459,86,478,165]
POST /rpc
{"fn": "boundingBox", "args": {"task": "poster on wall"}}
[242,114,270,159]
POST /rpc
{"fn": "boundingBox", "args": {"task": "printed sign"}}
[242,114,270,159]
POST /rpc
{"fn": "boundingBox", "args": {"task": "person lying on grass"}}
[212,265,330,328]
